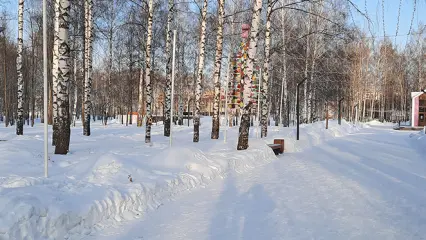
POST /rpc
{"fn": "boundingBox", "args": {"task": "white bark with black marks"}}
[83,0,93,136]
[237,0,262,150]
[261,0,271,138]
[55,0,71,155]
[211,0,225,140]
[145,0,154,143]
[164,0,174,136]
[193,0,208,143]
[16,0,24,135]
[137,66,144,127]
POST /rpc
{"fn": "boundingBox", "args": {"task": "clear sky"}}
[351,0,426,48]
[1,0,425,48]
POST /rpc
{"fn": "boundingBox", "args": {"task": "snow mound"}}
[409,128,426,155]
[0,118,358,239]
[265,120,362,153]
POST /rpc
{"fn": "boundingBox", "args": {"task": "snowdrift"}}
[0,118,359,239]
[409,128,426,155]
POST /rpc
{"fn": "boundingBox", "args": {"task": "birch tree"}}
[193,0,208,143]
[16,0,24,135]
[237,0,262,150]
[55,0,71,154]
[137,64,144,127]
[83,0,93,136]
[52,0,60,144]
[164,0,174,136]
[261,0,271,138]
[145,0,154,143]
[211,0,225,139]
[279,0,288,126]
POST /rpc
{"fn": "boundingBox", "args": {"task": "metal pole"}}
[224,54,231,143]
[279,69,284,126]
[325,101,329,129]
[338,97,344,125]
[170,30,176,147]
[256,68,262,138]
[297,78,306,140]
[43,0,48,177]
[1,28,7,127]
[354,104,358,125]
[287,99,290,127]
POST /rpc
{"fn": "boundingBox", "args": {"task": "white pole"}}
[170,30,176,147]
[256,68,262,138]
[224,53,231,143]
[43,0,48,177]
[279,68,284,127]
[355,105,358,125]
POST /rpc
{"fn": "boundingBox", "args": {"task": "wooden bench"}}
[268,139,284,155]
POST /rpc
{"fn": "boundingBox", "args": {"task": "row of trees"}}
[0,0,425,153]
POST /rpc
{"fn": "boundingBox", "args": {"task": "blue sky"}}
[351,0,426,47]
[1,0,425,48]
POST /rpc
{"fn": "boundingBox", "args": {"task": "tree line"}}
[0,0,425,153]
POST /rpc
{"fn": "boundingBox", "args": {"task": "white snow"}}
[0,118,390,239]
[0,118,360,239]
[86,122,426,240]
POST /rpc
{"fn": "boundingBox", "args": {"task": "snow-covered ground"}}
[87,122,426,240]
[0,118,360,239]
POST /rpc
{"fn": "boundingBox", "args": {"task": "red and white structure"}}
[411,92,426,127]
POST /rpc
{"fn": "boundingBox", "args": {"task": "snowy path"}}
[88,127,426,240]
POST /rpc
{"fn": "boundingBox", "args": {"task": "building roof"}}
[411,92,425,99]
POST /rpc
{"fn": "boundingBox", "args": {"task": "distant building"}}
[411,92,426,127]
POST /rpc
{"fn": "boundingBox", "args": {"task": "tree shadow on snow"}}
[208,174,276,240]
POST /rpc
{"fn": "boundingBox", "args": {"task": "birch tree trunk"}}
[261,0,271,138]
[303,4,312,122]
[55,0,71,155]
[145,0,154,143]
[72,55,78,127]
[30,19,36,127]
[52,0,60,143]
[237,0,262,150]
[164,0,174,136]
[211,0,225,139]
[307,0,323,123]
[16,0,24,135]
[83,0,93,136]
[281,0,288,126]
[137,66,144,127]
[178,94,183,125]
[193,0,208,142]
[105,1,115,126]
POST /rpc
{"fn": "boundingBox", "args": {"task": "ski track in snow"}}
[87,126,426,240]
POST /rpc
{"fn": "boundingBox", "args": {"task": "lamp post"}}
[43,0,48,177]
[325,101,329,129]
[169,30,176,147]
[0,27,7,127]
[287,99,290,128]
[296,78,306,140]
[353,103,359,125]
[223,54,231,143]
[338,97,344,125]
